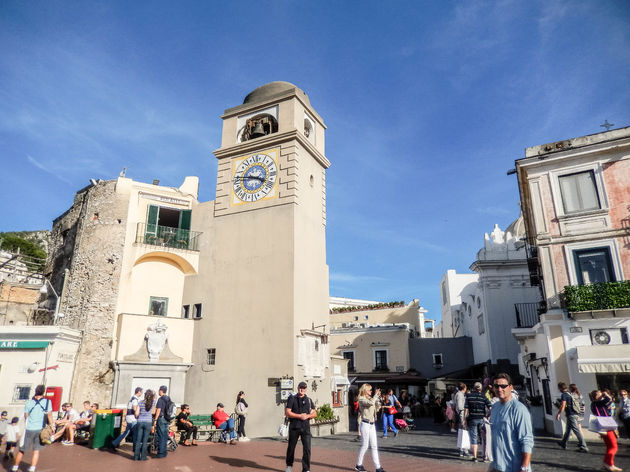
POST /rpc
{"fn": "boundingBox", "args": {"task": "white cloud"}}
[330,272,387,283]
[26,154,72,184]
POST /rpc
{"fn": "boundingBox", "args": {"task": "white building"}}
[513,126,630,435]
[438,217,541,377]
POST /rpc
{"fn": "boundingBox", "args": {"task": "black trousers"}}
[237,415,246,437]
[179,424,198,441]
[286,428,311,471]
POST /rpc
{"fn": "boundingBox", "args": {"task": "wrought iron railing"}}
[135,223,201,251]
[514,302,545,328]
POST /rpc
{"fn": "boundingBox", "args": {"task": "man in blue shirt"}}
[153,385,171,458]
[12,384,53,472]
[489,373,533,472]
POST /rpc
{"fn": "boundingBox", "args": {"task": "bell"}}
[250,121,266,139]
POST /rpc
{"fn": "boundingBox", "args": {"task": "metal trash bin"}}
[89,409,123,449]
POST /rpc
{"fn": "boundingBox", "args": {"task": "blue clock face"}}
[232,152,278,203]
[242,164,267,192]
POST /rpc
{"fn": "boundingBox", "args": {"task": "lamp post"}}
[40,279,62,323]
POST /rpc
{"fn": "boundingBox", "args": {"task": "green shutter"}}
[145,205,159,243]
[177,209,192,249]
[178,210,191,230]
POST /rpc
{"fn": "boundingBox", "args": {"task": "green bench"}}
[187,413,239,442]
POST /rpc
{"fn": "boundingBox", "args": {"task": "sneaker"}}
[11,466,18,472]
[62,440,74,446]
[355,465,367,472]
[28,467,36,472]
[577,448,589,453]
[472,457,478,462]
[376,468,386,472]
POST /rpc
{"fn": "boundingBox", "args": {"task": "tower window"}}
[238,114,278,142]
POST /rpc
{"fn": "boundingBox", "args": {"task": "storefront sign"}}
[0,341,49,349]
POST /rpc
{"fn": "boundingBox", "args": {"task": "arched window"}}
[238,113,278,142]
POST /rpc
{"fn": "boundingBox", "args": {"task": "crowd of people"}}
[2,384,250,471]
[555,382,630,472]
[4,377,629,472]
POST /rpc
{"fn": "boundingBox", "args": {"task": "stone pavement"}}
[4,418,629,472]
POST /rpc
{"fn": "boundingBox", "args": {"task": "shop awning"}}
[576,344,630,373]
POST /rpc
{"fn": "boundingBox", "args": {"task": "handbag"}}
[457,427,471,449]
[389,407,398,415]
[40,425,54,445]
[278,421,289,438]
[588,406,618,433]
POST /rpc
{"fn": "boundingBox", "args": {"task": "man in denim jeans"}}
[464,381,492,462]
[556,382,588,453]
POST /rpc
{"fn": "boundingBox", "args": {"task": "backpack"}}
[163,396,177,421]
[571,393,585,415]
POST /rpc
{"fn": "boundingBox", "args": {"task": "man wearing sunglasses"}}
[488,373,533,472]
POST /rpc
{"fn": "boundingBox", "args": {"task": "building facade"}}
[513,126,630,434]
[44,82,348,437]
[437,219,540,378]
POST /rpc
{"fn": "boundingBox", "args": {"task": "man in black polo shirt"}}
[285,381,316,472]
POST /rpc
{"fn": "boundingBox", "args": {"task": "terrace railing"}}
[135,223,201,251]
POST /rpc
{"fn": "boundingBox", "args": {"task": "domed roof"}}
[243,81,310,106]
[505,213,526,239]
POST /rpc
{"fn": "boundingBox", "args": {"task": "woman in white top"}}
[355,384,386,472]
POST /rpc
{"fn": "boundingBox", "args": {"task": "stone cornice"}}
[214,129,331,169]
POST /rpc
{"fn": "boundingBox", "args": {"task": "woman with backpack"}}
[556,382,588,452]
[235,391,249,441]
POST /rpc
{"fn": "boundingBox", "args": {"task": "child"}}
[4,417,19,460]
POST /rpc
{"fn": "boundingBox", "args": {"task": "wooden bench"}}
[185,413,239,442]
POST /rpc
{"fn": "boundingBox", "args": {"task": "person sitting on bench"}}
[213,403,237,445]
[176,404,198,446]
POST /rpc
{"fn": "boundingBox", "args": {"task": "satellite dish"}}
[27,362,39,373]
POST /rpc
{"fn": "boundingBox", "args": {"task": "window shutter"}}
[146,205,159,241]
[178,209,192,230]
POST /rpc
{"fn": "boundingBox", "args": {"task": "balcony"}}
[514,302,545,328]
[135,223,201,251]
[564,281,630,314]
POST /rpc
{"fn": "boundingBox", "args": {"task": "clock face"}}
[232,149,278,204]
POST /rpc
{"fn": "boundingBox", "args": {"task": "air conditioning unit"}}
[590,329,623,345]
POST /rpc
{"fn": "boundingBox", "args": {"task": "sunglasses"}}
[493,384,510,389]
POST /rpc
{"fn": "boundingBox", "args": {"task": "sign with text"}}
[0,341,49,349]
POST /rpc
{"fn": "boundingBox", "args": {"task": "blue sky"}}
[1,1,629,322]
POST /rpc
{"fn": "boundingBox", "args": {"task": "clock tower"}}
[186,82,332,437]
